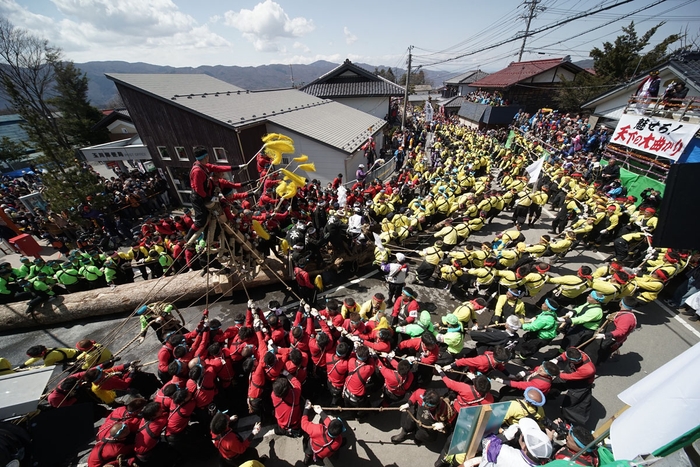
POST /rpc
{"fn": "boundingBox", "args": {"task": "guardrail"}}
[343,156,397,187]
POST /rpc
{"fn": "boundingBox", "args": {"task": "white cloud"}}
[209,14,222,24]
[293,41,310,53]
[344,26,357,45]
[223,0,314,52]
[0,0,231,63]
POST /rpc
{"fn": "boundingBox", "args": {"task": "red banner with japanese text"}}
[611,114,700,162]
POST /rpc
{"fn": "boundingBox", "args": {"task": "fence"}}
[343,156,397,187]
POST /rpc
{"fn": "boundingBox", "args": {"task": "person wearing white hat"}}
[477,417,553,466]
[380,253,409,306]
[356,164,367,184]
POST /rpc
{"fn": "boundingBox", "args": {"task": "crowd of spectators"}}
[465,90,510,106]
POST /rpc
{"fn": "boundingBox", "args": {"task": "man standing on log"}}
[185,147,245,244]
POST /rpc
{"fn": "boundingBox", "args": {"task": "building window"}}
[213,147,227,162]
[167,166,192,206]
[174,146,189,161]
[157,146,171,160]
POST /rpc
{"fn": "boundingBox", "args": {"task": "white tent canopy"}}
[610,341,700,460]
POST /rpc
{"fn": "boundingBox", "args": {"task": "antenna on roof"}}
[289,64,295,88]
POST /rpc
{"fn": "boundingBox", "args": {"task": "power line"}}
[417,0,639,67]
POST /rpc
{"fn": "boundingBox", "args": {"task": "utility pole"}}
[518,0,542,62]
[401,46,413,131]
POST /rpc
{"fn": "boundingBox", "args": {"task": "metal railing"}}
[623,96,700,122]
[344,155,397,187]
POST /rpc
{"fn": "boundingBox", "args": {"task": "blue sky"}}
[1,0,697,82]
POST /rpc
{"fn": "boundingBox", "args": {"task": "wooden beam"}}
[594,404,630,438]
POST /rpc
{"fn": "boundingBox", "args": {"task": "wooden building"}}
[106,73,386,205]
[469,56,588,112]
[300,59,405,120]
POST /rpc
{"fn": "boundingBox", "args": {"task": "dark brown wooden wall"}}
[116,84,267,201]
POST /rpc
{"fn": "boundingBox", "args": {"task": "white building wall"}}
[529,67,576,83]
[265,123,350,185]
[265,122,385,185]
[333,96,389,120]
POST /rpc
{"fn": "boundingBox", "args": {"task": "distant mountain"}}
[73,60,444,108]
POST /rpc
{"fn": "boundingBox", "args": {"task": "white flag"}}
[425,100,434,122]
[525,157,544,186]
[373,233,385,251]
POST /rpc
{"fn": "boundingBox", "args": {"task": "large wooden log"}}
[0,258,288,332]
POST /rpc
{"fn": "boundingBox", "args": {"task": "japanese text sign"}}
[611,114,700,162]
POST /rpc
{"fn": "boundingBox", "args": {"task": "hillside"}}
[69,60,445,108]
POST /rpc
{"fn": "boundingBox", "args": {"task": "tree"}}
[590,22,681,82]
[555,21,681,111]
[0,18,107,214]
[374,67,397,83]
[50,61,109,146]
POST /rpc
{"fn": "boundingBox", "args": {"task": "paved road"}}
[1,209,698,467]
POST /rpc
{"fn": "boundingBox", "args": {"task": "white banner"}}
[425,100,434,122]
[610,114,700,161]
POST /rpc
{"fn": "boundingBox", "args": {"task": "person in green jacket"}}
[561,291,605,349]
[79,257,105,289]
[158,251,174,276]
[55,261,84,293]
[516,298,560,359]
[13,256,31,279]
[395,310,436,338]
[102,259,119,288]
[29,258,54,280]
[25,272,56,314]
[436,313,465,365]
[0,269,15,304]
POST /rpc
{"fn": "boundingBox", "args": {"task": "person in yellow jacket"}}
[547,266,593,306]
[496,267,524,290]
[524,236,550,258]
[590,270,632,305]
[634,269,667,303]
[521,263,550,298]
[466,256,499,296]
[433,218,459,251]
[527,187,549,227]
[75,339,113,370]
[416,241,445,283]
[448,298,487,329]
[494,230,525,251]
[493,288,526,324]
[439,261,465,290]
[542,231,576,260]
[645,250,683,279]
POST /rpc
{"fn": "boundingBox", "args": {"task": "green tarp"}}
[600,160,666,201]
[653,424,700,458]
[617,167,666,200]
[505,130,515,149]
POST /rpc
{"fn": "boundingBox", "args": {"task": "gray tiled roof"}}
[302,80,405,98]
[106,73,385,154]
[106,73,244,98]
[441,96,467,108]
[0,114,30,145]
[444,70,489,85]
[300,59,405,98]
[268,101,385,153]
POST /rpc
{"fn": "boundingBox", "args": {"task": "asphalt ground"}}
[1,206,699,467]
